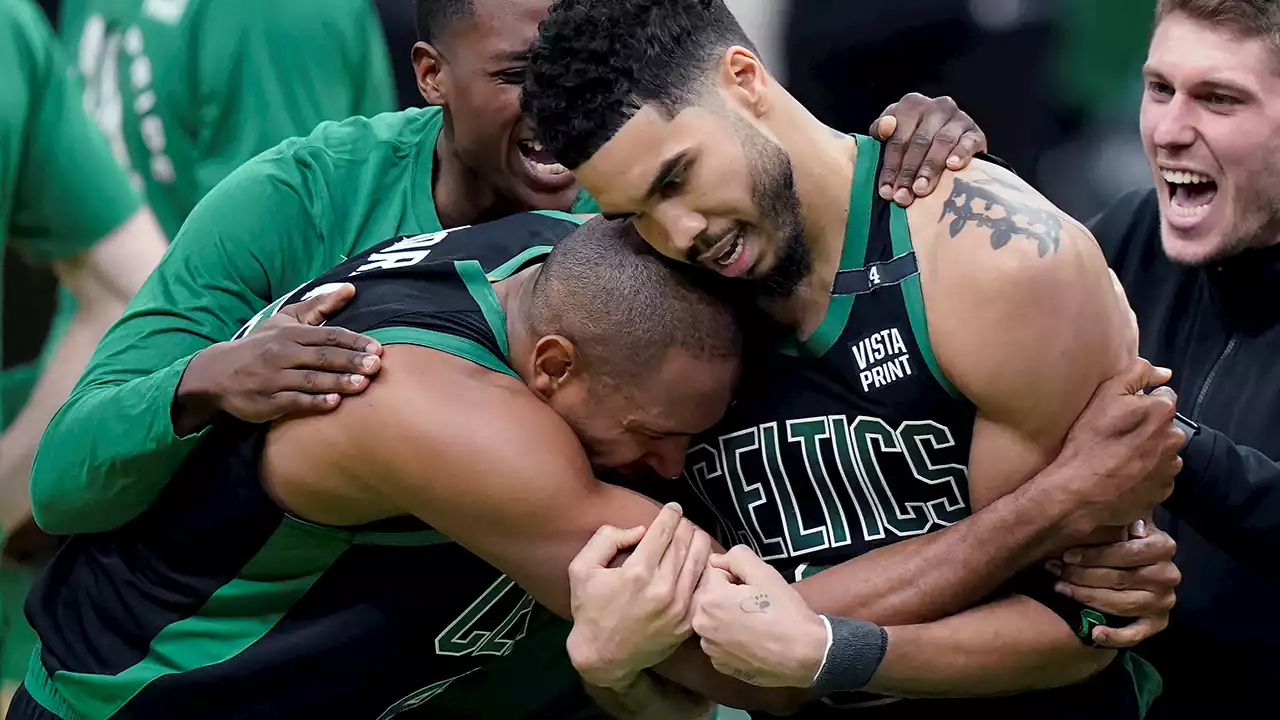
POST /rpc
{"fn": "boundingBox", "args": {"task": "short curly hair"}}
[522,0,757,170]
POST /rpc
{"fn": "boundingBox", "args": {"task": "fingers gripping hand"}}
[567,504,709,688]
[691,546,827,688]
[1056,359,1183,533]
[1049,521,1179,648]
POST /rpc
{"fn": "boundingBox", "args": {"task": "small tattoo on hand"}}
[740,592,771,614]
[731,668,757,682]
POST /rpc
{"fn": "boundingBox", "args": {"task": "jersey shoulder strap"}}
[235,212,584,377]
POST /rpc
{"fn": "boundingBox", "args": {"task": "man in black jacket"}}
[872,1,1280,716]
[1081,2,1280,714]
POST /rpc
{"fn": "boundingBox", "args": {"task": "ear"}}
[528,335,579,399]
[718,46,768,118]
[413,41,448,106]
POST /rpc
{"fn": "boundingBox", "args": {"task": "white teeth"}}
[533,161,568,175]
[1161,169,1213,185]
[1171,202,1211,217]
[530,139,545,152]
[715,236,744,267]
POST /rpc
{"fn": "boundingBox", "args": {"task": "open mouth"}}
[713,232,744,267]
[517,138,569,177]
[1161,168,1217,219]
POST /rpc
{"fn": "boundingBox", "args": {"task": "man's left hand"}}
[869,93,987,207]
[692,545,828,688]
[1046,519,1180,648]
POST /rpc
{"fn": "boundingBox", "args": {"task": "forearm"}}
[0,301,122,531]
[1165,426,1280,575]
[582,671,715,720]
[793,466,1079,624]
[866,595,1115,698]
[30,353,204,534]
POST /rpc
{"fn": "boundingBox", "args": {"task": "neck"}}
[761,90,858,335]
[494,264,543,382]
[432,122,521,229]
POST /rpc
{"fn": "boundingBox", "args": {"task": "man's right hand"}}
[172,284,382,435]
[1051,359,1184,539]
[566,503,712,690]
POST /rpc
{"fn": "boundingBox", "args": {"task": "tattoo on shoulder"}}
[740,592,771,614]
[940,172,1062,257]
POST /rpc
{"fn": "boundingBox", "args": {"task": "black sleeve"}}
[1165,425,1280,578]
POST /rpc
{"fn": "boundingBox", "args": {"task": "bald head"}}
[529,216,741,384]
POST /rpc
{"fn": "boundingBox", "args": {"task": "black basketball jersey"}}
[685,135,973,582]
[22,211,586,720]
[681,138,1143,719]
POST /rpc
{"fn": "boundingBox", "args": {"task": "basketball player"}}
[28,0,981,538]
[9,212,738,719]
[521,0,1184,716]
[9,213,1172,720]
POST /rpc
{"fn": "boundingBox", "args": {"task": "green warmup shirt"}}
[31,105,600,534]
[59,0,398,239]
[0,0,140,684]
[27,106,602,717]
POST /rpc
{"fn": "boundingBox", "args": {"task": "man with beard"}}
[522,0,1185,717]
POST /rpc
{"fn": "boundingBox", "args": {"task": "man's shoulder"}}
[256,107,443,171]
[198,107,442,211]
[909,159,1101,281]
[906,161,1131,411]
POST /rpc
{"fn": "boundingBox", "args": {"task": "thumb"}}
[282,283,357,325]
[712,545,788,590]
[872,113,898,140]
[1119,358,1172,395]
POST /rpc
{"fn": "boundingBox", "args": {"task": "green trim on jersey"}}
[570,190,601,214]
[27,516,350,720]
[1121,652,1163,719]
[273,512,451,548]
[455,260,513,358]
[791,134,880,358]
[530,209,589,225]
[888,205,962,400]
[364,326,516,380]
[487,246,554,282]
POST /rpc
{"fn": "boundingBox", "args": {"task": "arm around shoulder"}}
[31,168,324,534]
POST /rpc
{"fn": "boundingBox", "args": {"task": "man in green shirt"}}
[0,0,168,712]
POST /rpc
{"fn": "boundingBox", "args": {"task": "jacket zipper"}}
[1191,334,1237,418]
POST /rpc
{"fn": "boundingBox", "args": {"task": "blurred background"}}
[3,0,1157,387]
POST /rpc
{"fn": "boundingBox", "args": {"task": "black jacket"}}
[1090,188,1280,712]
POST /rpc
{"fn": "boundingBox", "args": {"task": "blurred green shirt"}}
[30,105,601,534]
[59,0,399,239]
[0,0,140,429]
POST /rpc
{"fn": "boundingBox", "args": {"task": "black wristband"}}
[812,615,889,696]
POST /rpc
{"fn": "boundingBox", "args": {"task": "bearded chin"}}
[751,230,811,297]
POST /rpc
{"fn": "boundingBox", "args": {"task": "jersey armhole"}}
[887,204,963,400]
[364,326,518,380]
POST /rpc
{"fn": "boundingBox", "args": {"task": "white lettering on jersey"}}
[78,16,175,188]
[350,228,467,275]
[850,328,913,392]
